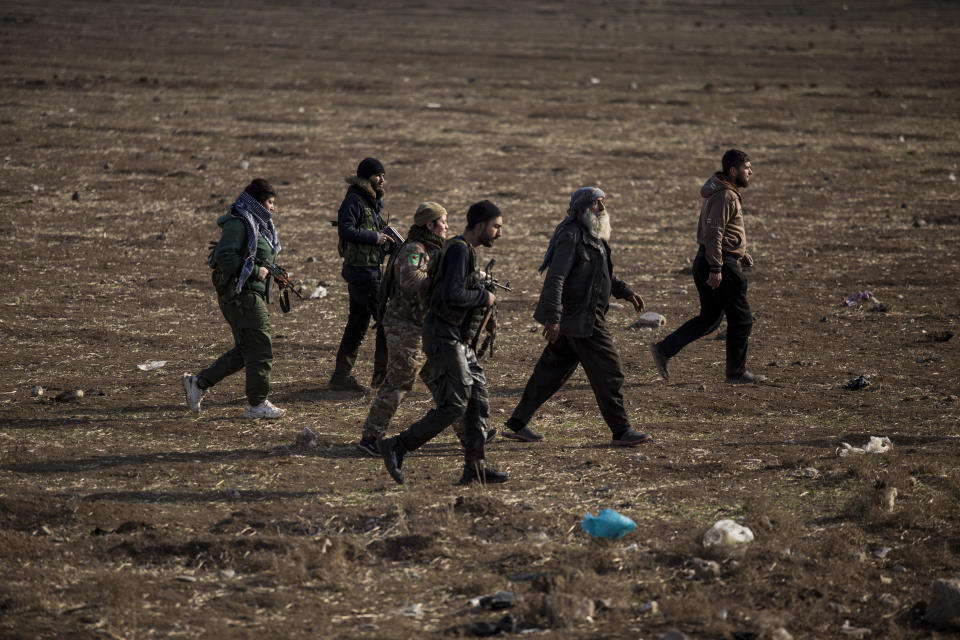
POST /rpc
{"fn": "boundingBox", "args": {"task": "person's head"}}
[465,200,503,247]
[567,186,605,217]
[414,202,449,239]
[244,178,277,212]
[721,149,752,188]
[569,187,610,241]
[357,157,386,192]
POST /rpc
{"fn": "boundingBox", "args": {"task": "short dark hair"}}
[244,178,277,205]
[465,200,501,229]
[722,149,750,175]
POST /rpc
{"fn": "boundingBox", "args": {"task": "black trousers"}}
[508,315,630,437]
[333,279,388,382]
[658,251,753,377]
[397,329,488,464]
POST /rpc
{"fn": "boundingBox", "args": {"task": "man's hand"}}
[542,323,560,344]
[486,291,497,307]
[707,271,722,289]
[741,252,754,269]
[376,232,394,246]
[628,293,645,313]
[256,266,269,281]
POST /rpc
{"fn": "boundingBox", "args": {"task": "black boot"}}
[459,460,509,485]
[379,436,406,484]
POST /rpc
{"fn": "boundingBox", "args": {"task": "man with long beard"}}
[502,187,653,446]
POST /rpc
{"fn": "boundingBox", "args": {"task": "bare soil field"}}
[1,1,959,638]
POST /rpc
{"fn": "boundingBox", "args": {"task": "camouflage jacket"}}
[382,228,443,328]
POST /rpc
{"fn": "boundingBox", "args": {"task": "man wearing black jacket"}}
[379,201,509,485]
[329,158,393,392]
[503,187,653,446]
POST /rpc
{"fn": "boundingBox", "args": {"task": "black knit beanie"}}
[244,178,277,204]
[466,200,501,228]
[356,157,385,179]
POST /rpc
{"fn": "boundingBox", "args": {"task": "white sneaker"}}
[242,399,284,419]
[182,373,207,412]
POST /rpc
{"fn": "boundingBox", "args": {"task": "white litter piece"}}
[309,285,327,299]
[838,436,892,456]
[702,519,754,555]
[137,360,167,371]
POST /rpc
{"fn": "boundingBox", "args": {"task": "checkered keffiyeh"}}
[230,190,280,293]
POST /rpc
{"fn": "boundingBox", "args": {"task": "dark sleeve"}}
[213,218,247,276]
[441,243,488,309]
[337,194,379,245]
[537,228,577,325]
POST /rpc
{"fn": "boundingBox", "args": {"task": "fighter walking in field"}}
[182,179,286,419]
[379,201,508,485]
[502,187,652,446]
[329,157,393,393]
[356,202,472,455]
[649,149,767,384]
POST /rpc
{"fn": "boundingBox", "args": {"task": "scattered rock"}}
[224,487,240,500]
[469,591,515,610]
[715,328,727,340]
[830,602,852,615]
[928,330,954,343]
[873,546,891,559]
[839,619,871,637]
[31,385,44,397]
[239,160,250,169]
[220,568,236,580]
[71,191,80,201]
[771,627,794,640]
[912,216,927,227]
[685,557,721,580]
[470,614,516,636]
[875,593,899,608]
[661,630,687,640]
[400,603,423,618]
[698,383,707,392]
[295,427,319,449]
[878,486,898,512]
[174,574,197,582]
[55,389,84,402]
[309,285,327,299]
[638,600,659,614]
[630,312,666,329]
[844,375,871,391]
[28,184,39,192]
[925,578,960,628]
[916,354,942,363]
[702,519,754,558]
[792,467,819,479]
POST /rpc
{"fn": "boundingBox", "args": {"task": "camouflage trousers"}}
[361,322,464,441]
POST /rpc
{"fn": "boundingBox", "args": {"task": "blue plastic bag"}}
[581,508,636,539]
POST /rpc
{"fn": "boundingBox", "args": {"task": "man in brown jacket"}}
[650,149,767,384]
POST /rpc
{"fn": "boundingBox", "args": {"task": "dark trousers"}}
[508,315,630,437]
[198,292,272,406]
[397,329,488,464]
[658,251,753,377]
[332,278,387,382]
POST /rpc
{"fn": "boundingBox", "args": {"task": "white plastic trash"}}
[702,519,754,551]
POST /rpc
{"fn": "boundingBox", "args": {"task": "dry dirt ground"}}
[1,1,959,638]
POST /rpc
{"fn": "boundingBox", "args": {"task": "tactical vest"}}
[428,236,485,340]
[338,195,383,267]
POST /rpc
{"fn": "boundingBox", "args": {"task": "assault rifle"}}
[255,257,303,313]
[471,258,512,360]
[329,219,403,256]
